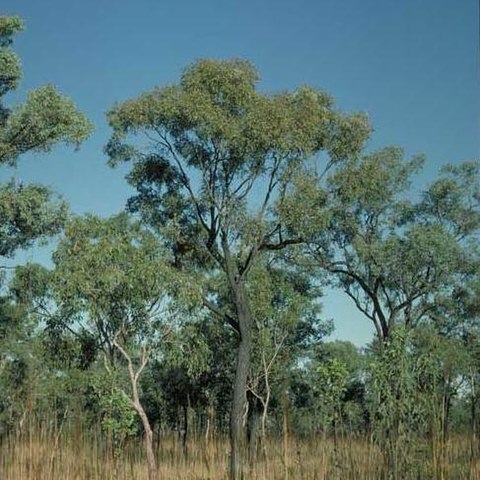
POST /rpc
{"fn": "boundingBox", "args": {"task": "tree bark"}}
[246,393,261,466]
[114,338,157,480]
[261,365,271,464]
[442,389,451,443]
[134,402,157,480]
[229,280,253,480]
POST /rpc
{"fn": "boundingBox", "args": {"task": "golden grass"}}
[1,426,478,479]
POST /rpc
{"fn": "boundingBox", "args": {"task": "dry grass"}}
[1,426,478,479]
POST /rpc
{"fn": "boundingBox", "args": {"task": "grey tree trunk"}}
[247,394,261,466]
[229,280,253,480]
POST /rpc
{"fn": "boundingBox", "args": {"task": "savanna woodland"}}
[0,11,479,480]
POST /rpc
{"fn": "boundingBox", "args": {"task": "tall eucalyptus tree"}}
[105,58,370,478]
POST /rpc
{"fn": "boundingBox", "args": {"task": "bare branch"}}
[202,294,239,333]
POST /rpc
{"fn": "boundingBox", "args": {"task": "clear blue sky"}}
[1,0,479,345]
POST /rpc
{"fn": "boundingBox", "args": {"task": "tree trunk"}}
[246,394,260,467]
[471,374,478,463]
[182,403,188,461]
[114,338,157,480]
[229,281,253,480]
[282,393,289,480]
[134,402,157,480]
[261,363,272,465]
[442,389,451,443]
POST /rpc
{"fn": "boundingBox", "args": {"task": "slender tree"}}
[52,214,174,480]
[246,261,324,463]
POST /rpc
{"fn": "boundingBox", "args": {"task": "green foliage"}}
[0,16,24,47]
[277,172,330,241]
[0,14,91,296]
[0,85,93,165]
[368,329,422,433]
[288,340,366,436]
[107,59,369,165]
[52,213,172,347]
[364,327,470,476]
[330,146,424,210]
[164,319,213,379]
[0,182,67,258]
[248,261,324,370]
[418,161,480,237]
[106,58,370,279]
[315,358,349,422]
[92,371,137,449]
[367,329,423,475]
[0,270,41,436]
[0,16,23,99]
[248,263,318,332]
[288,146,479,342]
[0,16,92,166]
[9,263,51,306]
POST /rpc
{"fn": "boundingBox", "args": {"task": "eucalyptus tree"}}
[284,150,478,472]
[434,265,480,452]
[105,58,370,478]
[0,16,92,268]
[0,15,91,435]
[52,214,175,480]
[285,148,479,343]
[0,262,93,437]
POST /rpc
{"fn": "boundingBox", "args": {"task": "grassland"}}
[1,424,478,479]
